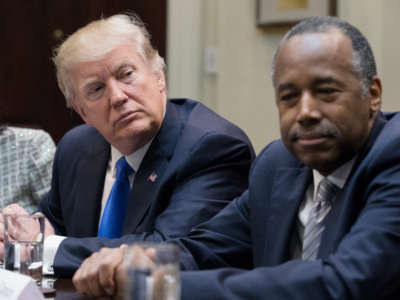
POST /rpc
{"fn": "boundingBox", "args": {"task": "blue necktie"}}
[98,157,134,238]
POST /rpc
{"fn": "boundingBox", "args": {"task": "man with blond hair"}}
[0,13,254,278]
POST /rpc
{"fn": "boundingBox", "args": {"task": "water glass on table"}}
[3,214,45,285]
[123,243,180,300]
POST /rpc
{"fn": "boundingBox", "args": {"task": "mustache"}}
[289,123,339,142]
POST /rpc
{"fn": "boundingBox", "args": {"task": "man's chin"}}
[114,126,155,147]
[296,151,335,169]
[115,121,149,137]
[301,156,342,176]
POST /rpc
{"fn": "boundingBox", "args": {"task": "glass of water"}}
[123,243,180,300]
[3,214,45,284]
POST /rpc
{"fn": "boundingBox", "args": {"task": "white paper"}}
[0,269,44,300]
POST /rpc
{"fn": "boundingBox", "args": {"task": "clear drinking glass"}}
[3,214,45,285]
[123,243,180,300]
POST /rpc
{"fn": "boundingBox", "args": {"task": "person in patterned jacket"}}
[0,125,55,213]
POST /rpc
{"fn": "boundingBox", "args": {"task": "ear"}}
[155,70,166,93]
[368,76,382,117]
[72,102,91,125]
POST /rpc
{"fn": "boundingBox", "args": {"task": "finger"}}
[98,264,116,296]
[115,259,129,297]
[144,247,157,260]
[44,218,55,237]
[74,256,101,297]
[0,242,4,259]
[2,204,29,216]
[72,265,85,292]
[84,263,105,297]
[74,264,99,297]
[129,245,156,269]
[73,260,86,292]
[74,255,98,295]
[89,253,115,297]
[4,215,36,241]
[0,222,4,240]
[74,251,111,297]
[98,248,125,295]
[33,213,55,238]
[153,266,167,300]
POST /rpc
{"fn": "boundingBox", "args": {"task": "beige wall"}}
[167,0,400,153]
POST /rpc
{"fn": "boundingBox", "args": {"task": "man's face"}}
[70,44,166,154]
[273,30,381,175]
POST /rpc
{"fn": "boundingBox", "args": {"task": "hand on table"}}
[73,245,127,297]
[73,244,156,298]
[0,204,55,259]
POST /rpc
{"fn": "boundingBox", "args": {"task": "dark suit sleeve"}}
[40,144,67,235]
[179,179,400,300]
[178,190,253,271]
[178,137,400,299]
[54,132,254,277]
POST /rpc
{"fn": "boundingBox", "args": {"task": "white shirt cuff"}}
[43,235,66,275]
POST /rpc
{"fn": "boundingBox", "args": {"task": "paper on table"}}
[0,269,44,300]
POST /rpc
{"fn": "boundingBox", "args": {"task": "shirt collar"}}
[312,156,357,196]
[110,139,153,176]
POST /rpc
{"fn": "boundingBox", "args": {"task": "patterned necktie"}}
[302,178,339,260]
[98,157,134,238]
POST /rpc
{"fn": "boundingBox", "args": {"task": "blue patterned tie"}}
[98,157,134,238]
[302,178,339,260]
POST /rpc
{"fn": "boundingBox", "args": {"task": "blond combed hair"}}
[53,13,166,107]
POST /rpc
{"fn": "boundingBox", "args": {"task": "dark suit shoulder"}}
[57,124,108,158]
[164,98,255,179]
[360,111,400,171]
[251,140,300,173]
[169,98,252,144]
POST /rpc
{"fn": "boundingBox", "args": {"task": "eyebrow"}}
[277,76,342,93]
[80,77,101,92]
[79,61,134,90]
[111,60,133,74]
[312,77,340,86]
[278,83,297,93]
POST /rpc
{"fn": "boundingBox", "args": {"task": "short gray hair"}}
[53,13,166,107]
[272,16,377,95]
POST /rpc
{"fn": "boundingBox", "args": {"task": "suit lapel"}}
[318,113,388,257]
[123,101,181,233]
[265,167,312,264]
[72,130,109,236]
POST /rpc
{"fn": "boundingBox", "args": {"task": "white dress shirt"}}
[43,141,152,274]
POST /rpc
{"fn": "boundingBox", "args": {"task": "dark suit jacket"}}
[178,112,400,300]
[40,98,254,277]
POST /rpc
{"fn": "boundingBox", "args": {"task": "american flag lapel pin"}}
[148,171,158,182]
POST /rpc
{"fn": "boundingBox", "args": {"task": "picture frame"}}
[257,0,336,26]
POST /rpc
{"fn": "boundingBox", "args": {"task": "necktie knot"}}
[316,178,339,205]
[115,157,134,179]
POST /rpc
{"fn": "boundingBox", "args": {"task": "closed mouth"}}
[296,136,330,147]
[115,111,138,126]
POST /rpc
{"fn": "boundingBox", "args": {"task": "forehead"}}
[274,30,355,85]
[71,44,148,83]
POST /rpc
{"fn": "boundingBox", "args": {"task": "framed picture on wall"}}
[257,0,336,26]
